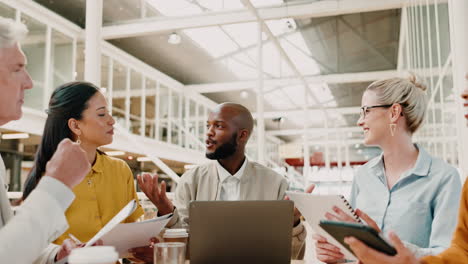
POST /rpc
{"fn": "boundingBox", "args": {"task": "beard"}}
[206,132,238,160]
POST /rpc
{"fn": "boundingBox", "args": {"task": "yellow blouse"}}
[421,180,468,264]
[54,152,144,245]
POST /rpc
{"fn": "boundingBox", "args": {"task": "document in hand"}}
[285,191,359,260]
[55,200,172,263]
[101,214,173,257]
[85,199,173,257]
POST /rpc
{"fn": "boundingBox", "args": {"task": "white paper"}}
[286,191,358,260]
[101,214,173,257]
[55,200,173,263]
[85,199,138,247]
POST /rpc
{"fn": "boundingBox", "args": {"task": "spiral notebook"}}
[285,192,361,260]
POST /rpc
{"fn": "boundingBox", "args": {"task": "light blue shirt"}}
[350,145,462,257]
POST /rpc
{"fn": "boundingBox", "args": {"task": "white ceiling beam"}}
[183,67,452,94]
[267,126,362,136]
[308,138,363,146]
[111,87,218,109]
[255,102,454,120]
[253,106,360,119]
[266,120,456,137]
[2,0,82,37]
[115,102,453,123]
[186,70,401,93]
[102,0,446,40]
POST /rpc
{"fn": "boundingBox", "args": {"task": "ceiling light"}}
[354,143,360,148]
[240,90,249,98]
[1,133,29,139]
[168,32,181,45]
[137,157,152,162]
[106,151,125,156]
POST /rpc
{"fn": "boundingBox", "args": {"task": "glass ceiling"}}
[145,0,285,16]
[144,0,339,126]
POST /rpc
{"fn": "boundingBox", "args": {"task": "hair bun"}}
[408,74,427,91]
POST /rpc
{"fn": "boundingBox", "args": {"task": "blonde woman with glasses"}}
[314,76,462,263]
[344,74,468,264]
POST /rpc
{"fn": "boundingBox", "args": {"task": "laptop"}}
[189,200,294,264]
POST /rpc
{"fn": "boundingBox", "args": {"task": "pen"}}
[68,233,82,244]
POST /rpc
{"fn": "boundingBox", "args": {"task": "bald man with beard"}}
[138,102,309,260]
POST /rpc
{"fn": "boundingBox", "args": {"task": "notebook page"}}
[286,191,360,260]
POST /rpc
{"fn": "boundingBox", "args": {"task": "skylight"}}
[146,0,285,16]
[284,32,311,56]
[280,39,320,75]
[251,0,284,8]
[221,22,267,48]
[145,0,202,16]
[247,43,279,77]
[147,1,321,82]
[222,57,258,79]
[265,19,291,36]
[264,89,296,110]
[281,84,314,107]
[196,0,244,11]
[316,83,337,107]
[183,27,238,58]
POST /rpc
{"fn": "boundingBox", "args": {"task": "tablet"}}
[319,220,397,256]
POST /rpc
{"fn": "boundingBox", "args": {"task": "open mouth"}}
[205,139,216,148]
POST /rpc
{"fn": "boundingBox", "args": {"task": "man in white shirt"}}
[0,16,90,263]
[137,103,312,261]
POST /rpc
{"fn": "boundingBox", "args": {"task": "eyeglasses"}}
[359,104,393,119]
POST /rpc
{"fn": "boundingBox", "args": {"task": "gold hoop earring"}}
[76,136,81,145]
[389,124,396,137]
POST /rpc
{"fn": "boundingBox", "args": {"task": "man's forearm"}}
[0,177,74,264]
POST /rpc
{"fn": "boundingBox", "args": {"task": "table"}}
[183,261,304,263]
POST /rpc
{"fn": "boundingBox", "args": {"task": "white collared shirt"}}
[216,158,248,201]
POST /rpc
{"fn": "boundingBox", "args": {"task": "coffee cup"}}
[163,229,188,244]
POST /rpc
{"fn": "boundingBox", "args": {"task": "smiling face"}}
[0,43,33,125]
[73,92,115,148]
[356,90,392,146]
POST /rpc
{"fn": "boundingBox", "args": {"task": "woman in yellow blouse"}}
[23,81,144,263]
[344,74,468,264]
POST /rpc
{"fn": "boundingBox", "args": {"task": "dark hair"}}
[23,81,100,199]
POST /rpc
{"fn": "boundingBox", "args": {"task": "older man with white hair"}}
[0,17,90,263]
